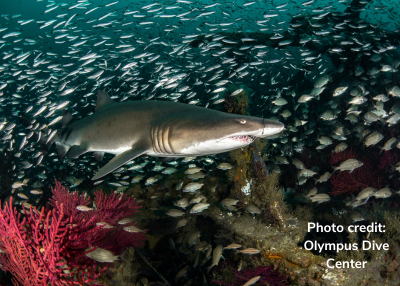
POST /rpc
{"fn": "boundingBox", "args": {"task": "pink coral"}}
[49,181,146,257]
[0,180,146,286]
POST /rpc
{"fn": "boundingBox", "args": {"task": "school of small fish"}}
[0,0,400,284]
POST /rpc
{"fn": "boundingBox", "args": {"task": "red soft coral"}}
[0,180,146,286]
[329,148,382,196]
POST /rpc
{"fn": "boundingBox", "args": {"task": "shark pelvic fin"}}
[93,151,105,161]
[96,90,115,112]
[67,142,90,159]
[92,146,147,180]
[55,142,70,159]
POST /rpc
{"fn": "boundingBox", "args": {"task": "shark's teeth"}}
[230,135,256,143]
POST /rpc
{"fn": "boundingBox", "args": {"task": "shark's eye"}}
[239,119,246,124]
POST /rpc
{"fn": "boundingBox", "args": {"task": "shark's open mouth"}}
[229,135,256,144]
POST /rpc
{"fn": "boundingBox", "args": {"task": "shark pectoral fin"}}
[93,151,105,161]
[67,142,90,159]
[92,147,147,180]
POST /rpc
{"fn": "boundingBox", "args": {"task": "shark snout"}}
[276,122,285,132]
[261,120,285,137]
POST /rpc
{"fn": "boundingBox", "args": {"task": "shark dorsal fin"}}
[96,90,115,112]
[62,110,74,128]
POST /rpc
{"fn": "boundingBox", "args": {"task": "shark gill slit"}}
[156,125,163,153]
[155,125,162,153]
[261,118,265,136]
[158,124,166,154]
[152,126,160,153]
[164,126,172,154]
[150,126,155,152]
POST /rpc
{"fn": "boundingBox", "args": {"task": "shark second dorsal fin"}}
[62,110,74,128]
[96,90,115,112]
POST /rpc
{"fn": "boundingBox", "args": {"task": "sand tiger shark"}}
[51,90,284,180]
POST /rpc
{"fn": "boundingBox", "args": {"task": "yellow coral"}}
[253,138,268,154]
